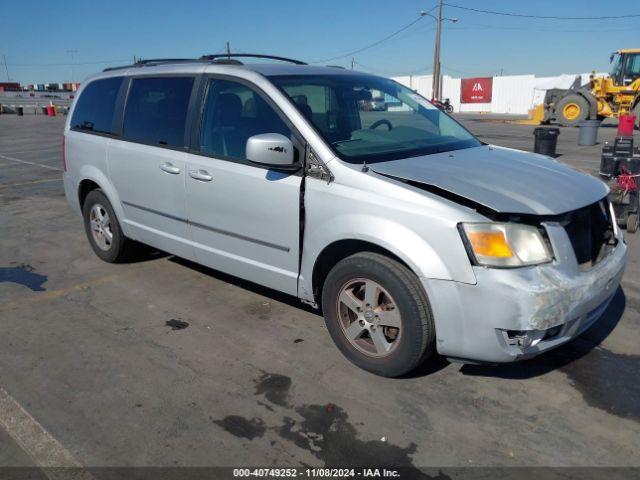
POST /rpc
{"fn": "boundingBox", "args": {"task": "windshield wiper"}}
[332,138,364,146]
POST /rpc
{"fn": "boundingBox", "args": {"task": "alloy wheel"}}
[336,278,402,357]
[89,203,113,251]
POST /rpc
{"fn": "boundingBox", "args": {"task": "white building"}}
[392,72,601,115]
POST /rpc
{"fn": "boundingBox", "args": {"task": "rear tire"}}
[82,189,132,263]
[633,103,640,130]
[321,252,435,377]
[556,94,589,127]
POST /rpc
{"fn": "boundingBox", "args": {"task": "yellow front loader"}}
[534,49,640,127]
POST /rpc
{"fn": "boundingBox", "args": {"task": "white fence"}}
[392,72,599,115]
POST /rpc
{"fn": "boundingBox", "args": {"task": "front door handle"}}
[189,169,213,182]
[159,162,181,174]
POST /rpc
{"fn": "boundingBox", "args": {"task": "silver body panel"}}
[63,62,627,364]
[370,145,609,215]
[184,152,301,296]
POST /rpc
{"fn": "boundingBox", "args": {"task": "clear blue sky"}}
[1,0,638,84]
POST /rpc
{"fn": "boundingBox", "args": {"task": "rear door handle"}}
[189,169,213,182]
[159,162,181,174]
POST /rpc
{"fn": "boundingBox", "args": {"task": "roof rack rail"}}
[134,58,197,66]
[103,58,197,72]
[102,54,307,72]
[199,54,307,65]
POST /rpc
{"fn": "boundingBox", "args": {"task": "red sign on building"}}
[461,77,493,103]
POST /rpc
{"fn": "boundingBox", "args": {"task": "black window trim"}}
[69,72,308,171]
[112,73,201,153]
[188,73,306,175]
[69,76,127,138]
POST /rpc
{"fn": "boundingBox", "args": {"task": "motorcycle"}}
[432,98,454,114]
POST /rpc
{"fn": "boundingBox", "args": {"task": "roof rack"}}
[103,58,197,72]
[199,54,307,65]
[103,54,307,72]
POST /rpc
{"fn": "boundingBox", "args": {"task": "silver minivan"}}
[63,54,627,377]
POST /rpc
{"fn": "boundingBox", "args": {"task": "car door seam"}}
[121,200,290,252]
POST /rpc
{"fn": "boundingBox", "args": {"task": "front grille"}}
[563,200,616,270]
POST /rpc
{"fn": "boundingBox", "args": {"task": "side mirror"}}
[246,133,297,169]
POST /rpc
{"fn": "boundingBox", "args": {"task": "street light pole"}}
[2,54,10,82]
[432,0,442,101]
[67,49,78,83]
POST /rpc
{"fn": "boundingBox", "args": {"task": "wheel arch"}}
[78,179,101,209]
[576,88,599,119]
[75,165,131,237]
[311,239,414,303]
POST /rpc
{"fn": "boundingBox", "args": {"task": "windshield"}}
[270,74,480,163]
[610,53,623,80]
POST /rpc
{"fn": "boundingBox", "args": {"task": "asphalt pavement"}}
[0,114,638,475]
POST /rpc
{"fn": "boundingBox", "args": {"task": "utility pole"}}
[2,54,10,82]
[432,0,442,101]
[226,42,231,59]
[422,3,457,102]
[351,57,355,70]
[67,49,78,83]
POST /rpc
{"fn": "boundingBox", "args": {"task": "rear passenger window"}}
[70,77,123,134]
[123,77,194,148]
[200,79,291,159]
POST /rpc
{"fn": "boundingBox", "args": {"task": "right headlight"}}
[459,222,553,268]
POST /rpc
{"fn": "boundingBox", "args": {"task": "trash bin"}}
[618,115,636,137]
[16,106,23,116]
[578,119,600,146]
[533,127,560,156]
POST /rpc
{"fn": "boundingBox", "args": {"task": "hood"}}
[371,145,608,215]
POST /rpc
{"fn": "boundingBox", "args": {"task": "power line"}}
[353,60,433,78]
[443,2,640,20]
[446,22,639,32]
[6,59,130,67]
[311,15,427,64]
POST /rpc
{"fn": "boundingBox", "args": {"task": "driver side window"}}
[200,79,291,160]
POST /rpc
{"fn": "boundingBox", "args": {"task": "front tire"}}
[555,94,589,127]
[321,252,435,377]
[82,189,132,263]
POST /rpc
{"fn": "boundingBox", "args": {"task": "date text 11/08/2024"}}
[233,468,401,478]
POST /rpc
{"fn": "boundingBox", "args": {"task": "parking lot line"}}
[0,147,61,156]
[0,154,62,172]
[0,387,94,479]
[0,178,62,189]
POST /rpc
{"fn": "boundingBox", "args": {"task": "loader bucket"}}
[516,104,545,125]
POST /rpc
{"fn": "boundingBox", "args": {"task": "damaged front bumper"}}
[422,224,627,363]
